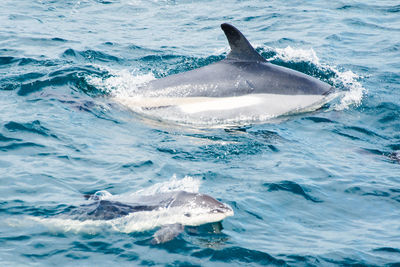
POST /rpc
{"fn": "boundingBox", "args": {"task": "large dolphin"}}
[115,23,336,123]
[51,191,234,244]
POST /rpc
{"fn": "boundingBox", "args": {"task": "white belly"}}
[113,93,335,126]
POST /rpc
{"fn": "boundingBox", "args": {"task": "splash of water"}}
[108,174,201,202]
[269,46,321,65]
[86,67,155,98]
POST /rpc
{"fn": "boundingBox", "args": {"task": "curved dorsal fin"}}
[221,23,266,62]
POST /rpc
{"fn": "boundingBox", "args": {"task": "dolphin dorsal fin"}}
[221,23,266,62]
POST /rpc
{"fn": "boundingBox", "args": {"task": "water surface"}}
[1,0,400,266]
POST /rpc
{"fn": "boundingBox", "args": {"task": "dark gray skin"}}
[63,191,231,221]
[142,23,334,98]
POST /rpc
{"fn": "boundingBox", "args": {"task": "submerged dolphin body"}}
[60,191,234,244]
[116,23,335,123]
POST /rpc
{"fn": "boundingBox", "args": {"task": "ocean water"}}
[1,0,400,266]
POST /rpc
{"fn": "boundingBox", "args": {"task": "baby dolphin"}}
[61,191,234,244]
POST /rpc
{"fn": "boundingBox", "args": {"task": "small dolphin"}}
[116,23,335,122]
[60,191,234,244]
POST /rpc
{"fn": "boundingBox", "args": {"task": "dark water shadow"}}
[263,181,323,203]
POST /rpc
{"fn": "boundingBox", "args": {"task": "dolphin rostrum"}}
[115,23,336,123]
[56,190,234,244]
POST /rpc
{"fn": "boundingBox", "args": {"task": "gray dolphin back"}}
[65,200,156,221]
[141,23,334,98]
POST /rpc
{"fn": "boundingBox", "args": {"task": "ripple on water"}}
[62,48,122,63]
[191,246,286,266]
[4,120,57,138]
[263,181,323,203]
[345,186,400,203]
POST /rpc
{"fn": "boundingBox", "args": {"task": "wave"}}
[4,120,58,138]
[1,64,107,96]
[61,48,122,63]
[263,180,322,203]
[337,3,400,14]
[0,121,56,152]
[0,55,58,67]
[192,246,285,265]
[0,142,46,152]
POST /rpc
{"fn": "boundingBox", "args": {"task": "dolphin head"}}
[168,191,234,226]
[195,193,234,215]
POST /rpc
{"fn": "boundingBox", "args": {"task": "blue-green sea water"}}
[1,0,400,266]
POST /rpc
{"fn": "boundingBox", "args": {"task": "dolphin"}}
[56,190,234,244]
[115,23,335,123]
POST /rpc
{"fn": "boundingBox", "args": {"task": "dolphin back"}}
[141,23,333,98]
[65,200,156,221]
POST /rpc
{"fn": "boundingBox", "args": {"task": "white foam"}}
[269,46,321,65]
[212,46,230,56]
[331,70,365,110]
[88,190,112,201]
[78,175,201,203]
[114,174,201,202]
[86,67,155,98]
